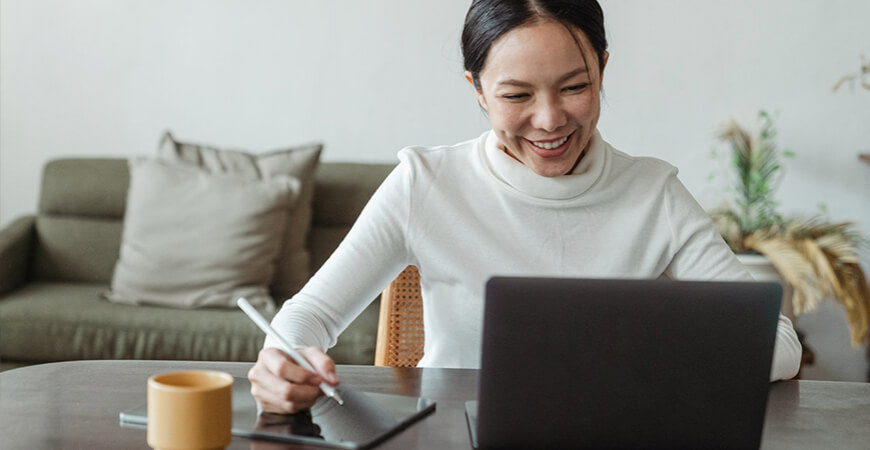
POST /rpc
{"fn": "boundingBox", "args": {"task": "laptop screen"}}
[472,277,781,450]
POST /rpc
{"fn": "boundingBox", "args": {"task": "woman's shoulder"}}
[395,131,488,174]
[397,132,486,159]
[605,141,679,179]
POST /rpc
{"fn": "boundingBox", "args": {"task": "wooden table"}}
[1,360,869,449]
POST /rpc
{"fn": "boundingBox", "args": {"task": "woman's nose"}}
[531,97,567,132]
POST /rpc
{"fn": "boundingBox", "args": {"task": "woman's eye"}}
[563,84,589,92]
[502,93,529,100]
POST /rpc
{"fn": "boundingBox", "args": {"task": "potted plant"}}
[710,110,870,348]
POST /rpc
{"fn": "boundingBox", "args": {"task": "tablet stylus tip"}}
[331,391,345,406]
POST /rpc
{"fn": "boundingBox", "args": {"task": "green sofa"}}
[0,158,394,371]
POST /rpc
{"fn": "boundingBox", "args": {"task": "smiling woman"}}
[247,0,804,414]
[468,20,606,177]
[462,0,609,177]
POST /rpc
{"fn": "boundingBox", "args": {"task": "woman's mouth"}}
[525,132,574,158]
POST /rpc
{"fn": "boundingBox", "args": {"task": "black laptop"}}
[465,277,782,450]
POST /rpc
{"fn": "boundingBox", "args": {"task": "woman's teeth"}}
[531,135,569,150]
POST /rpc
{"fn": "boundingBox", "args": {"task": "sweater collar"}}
[482,129,608,200]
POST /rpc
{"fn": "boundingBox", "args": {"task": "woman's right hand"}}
[248,347,339,414]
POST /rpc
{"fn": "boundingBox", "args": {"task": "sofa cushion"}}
[33,159,129,283]
[106,159,298,310]
[308,163,395,271]
[0,283,270,362]
[34,216,123,283]
[311,163,395,226]
[0,282,379,365]
[159,132,322,302]
[39,158,129,218]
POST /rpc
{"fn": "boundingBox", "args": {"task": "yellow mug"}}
[147,370,233,450]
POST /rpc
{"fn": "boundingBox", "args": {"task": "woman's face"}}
[470,20,608,178]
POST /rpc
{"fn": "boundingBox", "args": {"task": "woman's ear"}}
[465,71,488,111]
[464,71,475,87]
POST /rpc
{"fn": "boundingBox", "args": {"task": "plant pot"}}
[736,253,795,321]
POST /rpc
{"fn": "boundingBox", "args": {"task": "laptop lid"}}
[471,277,781,450]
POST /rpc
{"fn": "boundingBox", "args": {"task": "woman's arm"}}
[251,160,415,413]
[662,173,801,381]
[266,161,415,352]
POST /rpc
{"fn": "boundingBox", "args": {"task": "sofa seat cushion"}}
[0,283,271,363]
[0,282,381,366]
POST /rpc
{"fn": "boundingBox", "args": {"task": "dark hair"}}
[461,0,608,91]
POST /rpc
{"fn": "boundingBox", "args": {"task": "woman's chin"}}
[529,161,574,178]
[528,148,585,177]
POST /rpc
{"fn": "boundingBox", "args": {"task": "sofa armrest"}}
[0,216,35,295]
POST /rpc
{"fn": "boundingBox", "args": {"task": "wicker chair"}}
[374,265,424,367]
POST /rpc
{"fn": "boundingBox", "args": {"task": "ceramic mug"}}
[147,370,233,450]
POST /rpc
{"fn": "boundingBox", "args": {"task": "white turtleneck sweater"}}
[266,130,801,381]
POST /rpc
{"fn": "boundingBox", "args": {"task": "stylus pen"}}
[237,297,345,406]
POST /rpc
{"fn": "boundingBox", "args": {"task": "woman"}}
[249,0,802,413]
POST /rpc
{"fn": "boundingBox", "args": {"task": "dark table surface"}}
[1,360,868,449]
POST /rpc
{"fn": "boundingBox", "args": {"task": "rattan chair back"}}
[375,265,424,367]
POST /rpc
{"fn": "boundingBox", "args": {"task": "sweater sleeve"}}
[661,172,801,381]
[264,160,413,352]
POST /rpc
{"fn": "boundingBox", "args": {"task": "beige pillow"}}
[157,132,321,303]
[106,159,299,310]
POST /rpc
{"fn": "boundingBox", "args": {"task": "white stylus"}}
[237,297,345,406]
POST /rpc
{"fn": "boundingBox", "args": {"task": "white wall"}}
[0,0,488,210]
[600,0,870,237]
[2,0,869,380]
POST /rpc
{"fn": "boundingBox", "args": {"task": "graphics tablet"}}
[120,377,436,449]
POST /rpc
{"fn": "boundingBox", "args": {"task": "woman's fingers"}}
[253,360,322,400]
[249,348,326,413]
[299,347,339,385]
[262,348,322,385]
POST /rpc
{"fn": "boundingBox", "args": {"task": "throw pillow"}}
[157,132,322,303]
[105,159,299,310]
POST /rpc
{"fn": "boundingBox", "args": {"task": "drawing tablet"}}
[120,377,436,449]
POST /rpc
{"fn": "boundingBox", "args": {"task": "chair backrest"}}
[375,266,424,367]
